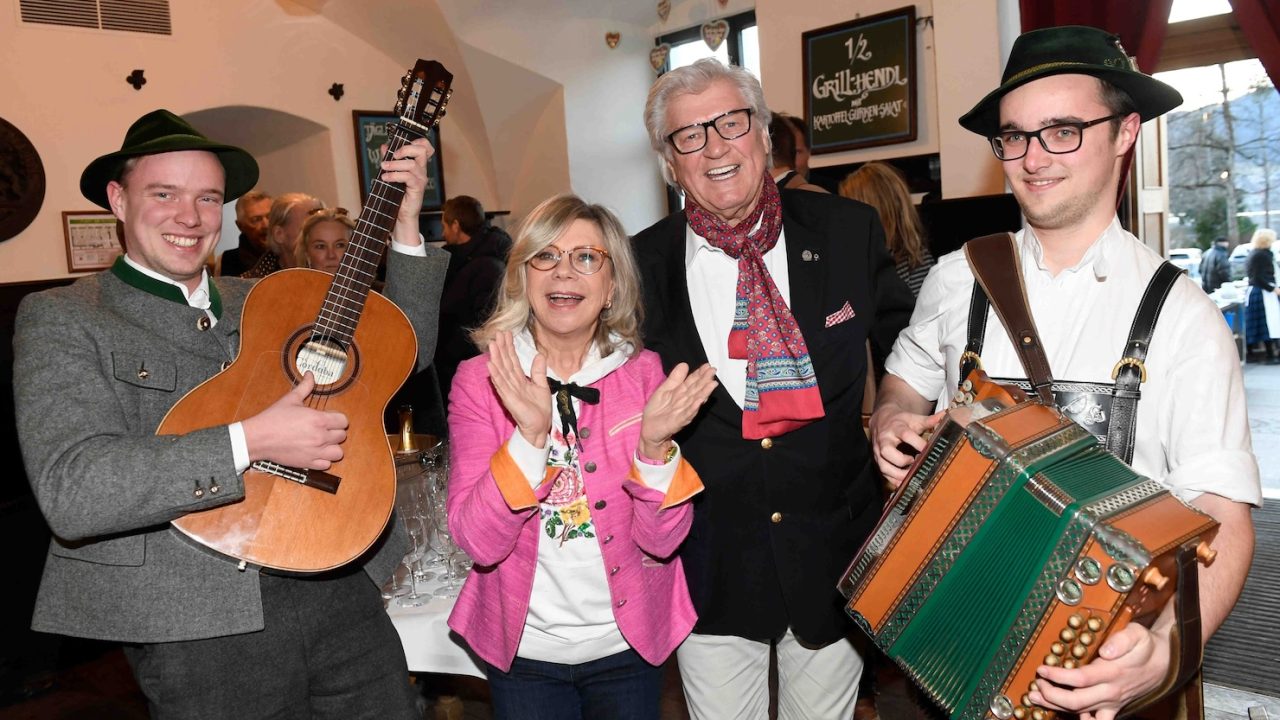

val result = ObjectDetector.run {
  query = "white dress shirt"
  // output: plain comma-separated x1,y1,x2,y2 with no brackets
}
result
886,219,1261,506
684,223,792,409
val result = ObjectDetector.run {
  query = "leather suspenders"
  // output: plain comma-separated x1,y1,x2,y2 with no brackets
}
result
961,232,1182,464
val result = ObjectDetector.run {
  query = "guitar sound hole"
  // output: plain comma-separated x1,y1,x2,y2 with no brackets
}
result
296,337,349,386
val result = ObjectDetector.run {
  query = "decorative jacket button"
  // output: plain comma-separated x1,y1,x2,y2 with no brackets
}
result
220,360,232,371
594,500,606,510
137,368,150,380
616,598,627,607
209,484,220,494
579,426,591,439
197,316,212,331
610,566,620,576
771,512,783,523
761,437,773,449
194,487,205,498
584,461,597,473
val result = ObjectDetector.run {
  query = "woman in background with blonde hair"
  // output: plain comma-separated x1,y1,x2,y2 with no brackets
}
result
295,207,355,274
840,162,935,298
1245,227,1280,363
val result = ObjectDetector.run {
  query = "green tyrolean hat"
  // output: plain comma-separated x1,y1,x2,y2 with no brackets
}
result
959,25,1183,138
80,109,259,209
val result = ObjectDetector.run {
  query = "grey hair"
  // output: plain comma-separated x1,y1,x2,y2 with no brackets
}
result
235,189,272,220
471,194,643,357
643,58,772,187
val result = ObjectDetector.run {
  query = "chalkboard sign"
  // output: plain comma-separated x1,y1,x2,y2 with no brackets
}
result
802,7,917,154
351,110,445,210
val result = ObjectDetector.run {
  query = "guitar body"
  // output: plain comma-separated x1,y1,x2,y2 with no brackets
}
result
162,269,417,572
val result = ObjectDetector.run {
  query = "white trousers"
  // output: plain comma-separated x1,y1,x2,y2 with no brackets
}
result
676,630,863,720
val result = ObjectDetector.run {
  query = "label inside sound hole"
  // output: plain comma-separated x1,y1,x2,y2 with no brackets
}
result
296,337,348,385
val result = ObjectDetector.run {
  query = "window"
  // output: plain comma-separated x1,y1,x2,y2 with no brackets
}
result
655,11,759,79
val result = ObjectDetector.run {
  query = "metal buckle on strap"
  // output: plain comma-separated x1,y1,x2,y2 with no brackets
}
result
1110,357,1148,383
961,350,984,370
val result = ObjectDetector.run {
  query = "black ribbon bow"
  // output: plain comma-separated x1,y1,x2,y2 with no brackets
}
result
547,379,600,441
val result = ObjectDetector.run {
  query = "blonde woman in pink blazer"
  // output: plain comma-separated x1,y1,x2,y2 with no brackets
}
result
446,194,717,720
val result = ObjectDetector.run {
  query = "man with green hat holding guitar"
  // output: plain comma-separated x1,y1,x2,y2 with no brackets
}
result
871,25,1259,719
14,108,448,718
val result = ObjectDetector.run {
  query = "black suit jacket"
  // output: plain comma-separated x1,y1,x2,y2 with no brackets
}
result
632,189,913,644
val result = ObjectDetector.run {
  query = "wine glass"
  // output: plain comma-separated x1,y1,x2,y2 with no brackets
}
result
397,514,430,607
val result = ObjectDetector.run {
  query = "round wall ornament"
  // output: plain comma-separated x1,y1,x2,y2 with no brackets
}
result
0,116,46,242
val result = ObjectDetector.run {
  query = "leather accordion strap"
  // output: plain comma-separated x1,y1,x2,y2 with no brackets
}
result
963,233,1055,405
1122,542,1205,720
959,282,990,388
1107,261,1182,465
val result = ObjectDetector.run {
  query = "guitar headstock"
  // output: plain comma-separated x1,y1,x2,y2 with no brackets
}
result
394,59,454,135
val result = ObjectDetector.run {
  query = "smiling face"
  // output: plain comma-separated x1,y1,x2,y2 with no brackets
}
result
303,219,351,274
106,150,225,292
665,79,769,225
525,218,615,351
998,74,1137,238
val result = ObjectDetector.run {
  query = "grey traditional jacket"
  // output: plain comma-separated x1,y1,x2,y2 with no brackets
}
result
14,249,447,643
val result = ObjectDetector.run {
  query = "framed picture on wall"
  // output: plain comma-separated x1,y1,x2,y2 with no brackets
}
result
351,110,445,211
802,7,918,154
62,210,122,273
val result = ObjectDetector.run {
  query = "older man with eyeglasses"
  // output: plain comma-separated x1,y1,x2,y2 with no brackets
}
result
872,25,1259,719
631,58,914,719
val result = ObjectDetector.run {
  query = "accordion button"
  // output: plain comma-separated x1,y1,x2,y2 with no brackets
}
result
1072,643,1088,659
1059,628,1077,643
1050,642,1065,656
1087,616,1105,632
1068,613,1084,629
760,437,774,449
771,512,783,523
1044,653,1060,667
1079,631,1095,646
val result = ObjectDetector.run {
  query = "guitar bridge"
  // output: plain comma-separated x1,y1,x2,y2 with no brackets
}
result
250,461,341,494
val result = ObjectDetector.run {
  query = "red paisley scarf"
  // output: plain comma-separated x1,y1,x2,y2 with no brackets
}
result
685,172,824,439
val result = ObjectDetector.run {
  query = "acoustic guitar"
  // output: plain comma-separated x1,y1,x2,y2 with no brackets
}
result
159,60,453,573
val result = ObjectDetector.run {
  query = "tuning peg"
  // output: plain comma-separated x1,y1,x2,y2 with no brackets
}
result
1196,541,1217,566
446,88,454,100
1140,566,1169,591
394,101,404,114
438,109,447,120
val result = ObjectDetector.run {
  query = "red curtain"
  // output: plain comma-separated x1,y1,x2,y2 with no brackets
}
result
1229,0,1280,90
1017,0,1174,72
1017,0,1175,210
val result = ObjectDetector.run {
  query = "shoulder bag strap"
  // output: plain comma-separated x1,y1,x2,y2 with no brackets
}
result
963,232,1055,405
1106,261,1182,464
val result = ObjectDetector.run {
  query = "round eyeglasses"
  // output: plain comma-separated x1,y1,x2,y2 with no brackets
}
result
989,115,1120,161
527,245,611,275
666,108,754,155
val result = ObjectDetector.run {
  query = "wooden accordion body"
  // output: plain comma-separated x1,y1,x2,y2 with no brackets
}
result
840,374,1218,720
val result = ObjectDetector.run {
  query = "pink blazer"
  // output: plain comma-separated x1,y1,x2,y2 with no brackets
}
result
445,349,702,671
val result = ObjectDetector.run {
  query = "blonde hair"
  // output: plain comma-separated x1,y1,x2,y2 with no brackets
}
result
471,194,642,357
839,163,928,268
295,208,356,268
1252,228,1276,250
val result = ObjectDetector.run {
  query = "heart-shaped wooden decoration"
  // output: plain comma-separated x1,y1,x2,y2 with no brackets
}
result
657,0,670,22
606,31,621,49
649,43,671,73
702,20,729,52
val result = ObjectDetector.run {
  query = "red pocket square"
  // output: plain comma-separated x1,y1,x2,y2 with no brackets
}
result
825,301,856,328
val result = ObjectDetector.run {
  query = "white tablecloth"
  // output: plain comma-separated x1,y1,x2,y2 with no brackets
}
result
385,571,486,678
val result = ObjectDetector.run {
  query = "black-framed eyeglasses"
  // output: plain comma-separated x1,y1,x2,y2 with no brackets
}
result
666,108,754,155
527,245,612,275
989,115,1120,161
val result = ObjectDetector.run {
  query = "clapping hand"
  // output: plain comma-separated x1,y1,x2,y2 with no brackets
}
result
638,363,718,461
486,331,552,448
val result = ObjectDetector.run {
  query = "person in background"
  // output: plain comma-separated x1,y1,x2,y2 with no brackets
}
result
296,206,354,275
768,112,825,193
1245,228,1280,363
218,189,272,276
839,162,936,299
14,108,448,718
436,194,513,402
634,58,914,719
241,191,323,278
446,194,716,720
1199,236,1230,293
872,25,1258,718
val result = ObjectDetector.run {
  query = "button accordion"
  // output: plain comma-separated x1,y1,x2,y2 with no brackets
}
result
840,372,1218,720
